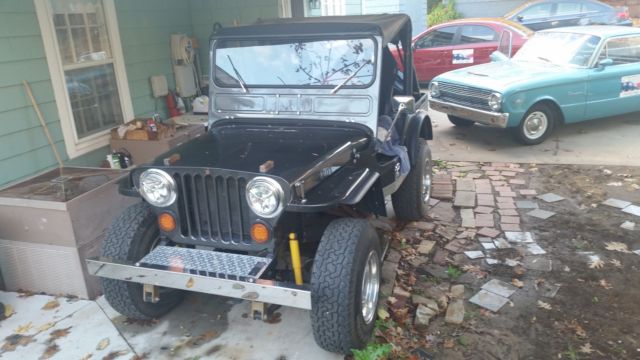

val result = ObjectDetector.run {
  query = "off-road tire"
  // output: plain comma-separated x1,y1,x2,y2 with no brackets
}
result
101,202,184,319
392,140,432,221
310,218,381,354
448,115,475,127
513,103,557,145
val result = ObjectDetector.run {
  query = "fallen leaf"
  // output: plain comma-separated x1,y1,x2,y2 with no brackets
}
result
443,338,455,349
589,259,605,269
81,354,93,360
377,307,390,320
37,323,55,332
2,334,35,352
96,337,110,351
604,242,631,253
185,278,195,289
537,301,552,310
3,304,15,319
579,343,594,354
18,291,35,298
609,259,622,268
513,265,526,276
599,279,613,290
41,344,60,359
566,320,587,338
49,327,72,340
102,349,129,360
42,300,60,311
511,278,524,288
14,322,33,334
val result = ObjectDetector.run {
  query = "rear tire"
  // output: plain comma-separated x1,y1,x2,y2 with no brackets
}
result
311,218,381,354
448,115,475,127
392,140,432,221
101,202,184,319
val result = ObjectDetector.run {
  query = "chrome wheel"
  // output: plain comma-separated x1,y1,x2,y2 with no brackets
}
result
422,160,432,204
523,111,548,140
360,250,380,324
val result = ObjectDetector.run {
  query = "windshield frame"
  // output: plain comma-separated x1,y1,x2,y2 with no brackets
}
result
512,31,602,69
211,35,379,90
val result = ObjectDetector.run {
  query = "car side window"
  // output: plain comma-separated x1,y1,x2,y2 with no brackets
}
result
555,2,583,16
459,25,497,44
415,26,457,49
518,3,553,20
598,36,640,65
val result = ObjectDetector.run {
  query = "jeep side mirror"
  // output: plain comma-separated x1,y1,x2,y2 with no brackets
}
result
392,96,415,113
490,51,509,62
597,58,613,69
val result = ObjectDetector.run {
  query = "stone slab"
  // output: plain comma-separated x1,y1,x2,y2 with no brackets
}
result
474,206,494,214
481,279,518,298
602,198,632,209
475,213,495,228
456,179,476,192
519,189,538,196
527,209,556,220
509,179,526,185
497,202,516,209
493,238,511,249
537,193,565,203
621,221,636,230
477,227,501,238
464,250,485,259
523,243,547,255
469,289,510,312
505,231,534,243
522,256,553,272
516,200,539,209
477,194,495,207
622,205,640,217
498,209,519,216
454,191,476,208
501,216,520,224
500,223,522,231
460,208,476,228
481,242,496,250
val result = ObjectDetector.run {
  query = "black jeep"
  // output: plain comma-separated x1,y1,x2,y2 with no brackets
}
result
88,14,433,354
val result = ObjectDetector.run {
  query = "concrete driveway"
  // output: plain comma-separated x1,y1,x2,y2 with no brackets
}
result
428,110,640,166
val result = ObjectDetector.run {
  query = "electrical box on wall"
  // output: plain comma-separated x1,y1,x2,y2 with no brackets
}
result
150,75,169,98
174,65,197,97
170,34,198,97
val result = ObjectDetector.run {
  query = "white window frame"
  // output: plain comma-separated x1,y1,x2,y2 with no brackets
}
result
35,0,133,159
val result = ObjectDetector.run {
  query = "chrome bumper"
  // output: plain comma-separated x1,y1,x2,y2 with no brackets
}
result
429,98,509,128
86,257,311,310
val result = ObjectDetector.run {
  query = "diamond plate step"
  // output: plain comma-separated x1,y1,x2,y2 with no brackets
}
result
136,246,271,282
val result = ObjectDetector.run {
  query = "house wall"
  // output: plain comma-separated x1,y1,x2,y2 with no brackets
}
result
190,0,281,76
453,0,524,18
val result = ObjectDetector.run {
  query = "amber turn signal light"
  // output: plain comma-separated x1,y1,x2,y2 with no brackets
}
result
158,212,176,232
250,223,270,243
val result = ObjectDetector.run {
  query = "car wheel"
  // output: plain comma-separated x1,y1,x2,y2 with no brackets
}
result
102,202,184,319
392,139,432,221
310,218,381,354
448,115,475,127
514,103,556,145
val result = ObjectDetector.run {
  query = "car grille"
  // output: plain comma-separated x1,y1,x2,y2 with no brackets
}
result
438,82,493,112
173,172,251,246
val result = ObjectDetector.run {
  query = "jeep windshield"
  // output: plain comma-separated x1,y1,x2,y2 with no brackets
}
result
214,38,376,88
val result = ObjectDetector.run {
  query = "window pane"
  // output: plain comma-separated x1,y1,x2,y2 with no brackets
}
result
519,4,553,19
417,27,457,48
460,26,497,44
50,0,112,65
556,2,582,16
66,64,123,138
600,37,640,65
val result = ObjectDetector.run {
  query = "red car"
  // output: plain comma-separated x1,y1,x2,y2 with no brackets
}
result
411,18,532,85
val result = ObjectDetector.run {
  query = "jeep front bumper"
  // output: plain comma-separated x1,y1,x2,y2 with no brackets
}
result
429,98,509,128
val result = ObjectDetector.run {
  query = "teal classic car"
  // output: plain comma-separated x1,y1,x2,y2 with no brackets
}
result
428,26,640,144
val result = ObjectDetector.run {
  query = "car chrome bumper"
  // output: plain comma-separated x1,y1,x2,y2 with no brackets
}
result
86,257,311,310
429,98,509,128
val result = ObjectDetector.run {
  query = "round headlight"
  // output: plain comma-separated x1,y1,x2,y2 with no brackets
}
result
138,169,176,207
488,93,502,111
246,177,283,218
429,81,440,98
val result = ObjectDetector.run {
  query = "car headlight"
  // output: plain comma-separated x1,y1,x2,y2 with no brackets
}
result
138,169,177,207
429,81,440,98
488,93,502,111
246,177,283,218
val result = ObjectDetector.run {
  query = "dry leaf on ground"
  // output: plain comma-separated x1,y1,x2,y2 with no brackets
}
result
604,242,631,253
80,354,93,360
14,322,33,334
41,344,60,359
514,265,527,276
566,320,587,338
49,327,72,340
599,279,613,290
102,349,129,360
3,304,15,319
96,337,110,351
609,259,622,268
37,323,55,332
589,259,605,269
511,279,524,288
579,343,594,354
537,301,552,310
41,300,60,311
1,334,35,352
443,338,455,349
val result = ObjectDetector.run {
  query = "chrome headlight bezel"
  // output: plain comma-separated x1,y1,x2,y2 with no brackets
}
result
245,176,284,218
488,92,502,112
429,81,440,98
138,169,177,207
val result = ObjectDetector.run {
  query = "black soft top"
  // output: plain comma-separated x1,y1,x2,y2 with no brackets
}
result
214,14,412,44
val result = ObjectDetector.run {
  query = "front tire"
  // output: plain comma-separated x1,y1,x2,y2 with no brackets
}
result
311,218,381,354
448,115,475,127
514,103,557,145
392,139,432,221
101,202,184,319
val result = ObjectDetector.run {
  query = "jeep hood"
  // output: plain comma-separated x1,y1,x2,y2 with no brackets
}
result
435,60,582,91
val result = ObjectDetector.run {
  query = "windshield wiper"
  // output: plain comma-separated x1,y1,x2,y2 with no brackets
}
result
330,60,371,95
226,55,249,93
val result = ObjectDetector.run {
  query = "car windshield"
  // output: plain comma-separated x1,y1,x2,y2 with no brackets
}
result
512,32,601,67
214,38,376,88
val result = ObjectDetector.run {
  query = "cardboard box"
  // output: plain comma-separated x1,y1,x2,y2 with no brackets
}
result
110,124,206,165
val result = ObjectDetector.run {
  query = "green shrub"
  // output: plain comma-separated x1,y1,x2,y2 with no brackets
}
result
427,0,462,27
352,343,393,360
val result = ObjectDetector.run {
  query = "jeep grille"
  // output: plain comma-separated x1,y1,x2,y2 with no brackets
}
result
174,173,251,245
438,82,493,112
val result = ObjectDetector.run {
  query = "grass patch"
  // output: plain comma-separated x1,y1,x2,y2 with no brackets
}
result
352,343,393,360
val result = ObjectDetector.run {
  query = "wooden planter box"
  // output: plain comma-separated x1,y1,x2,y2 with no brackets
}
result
0,167,138,299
